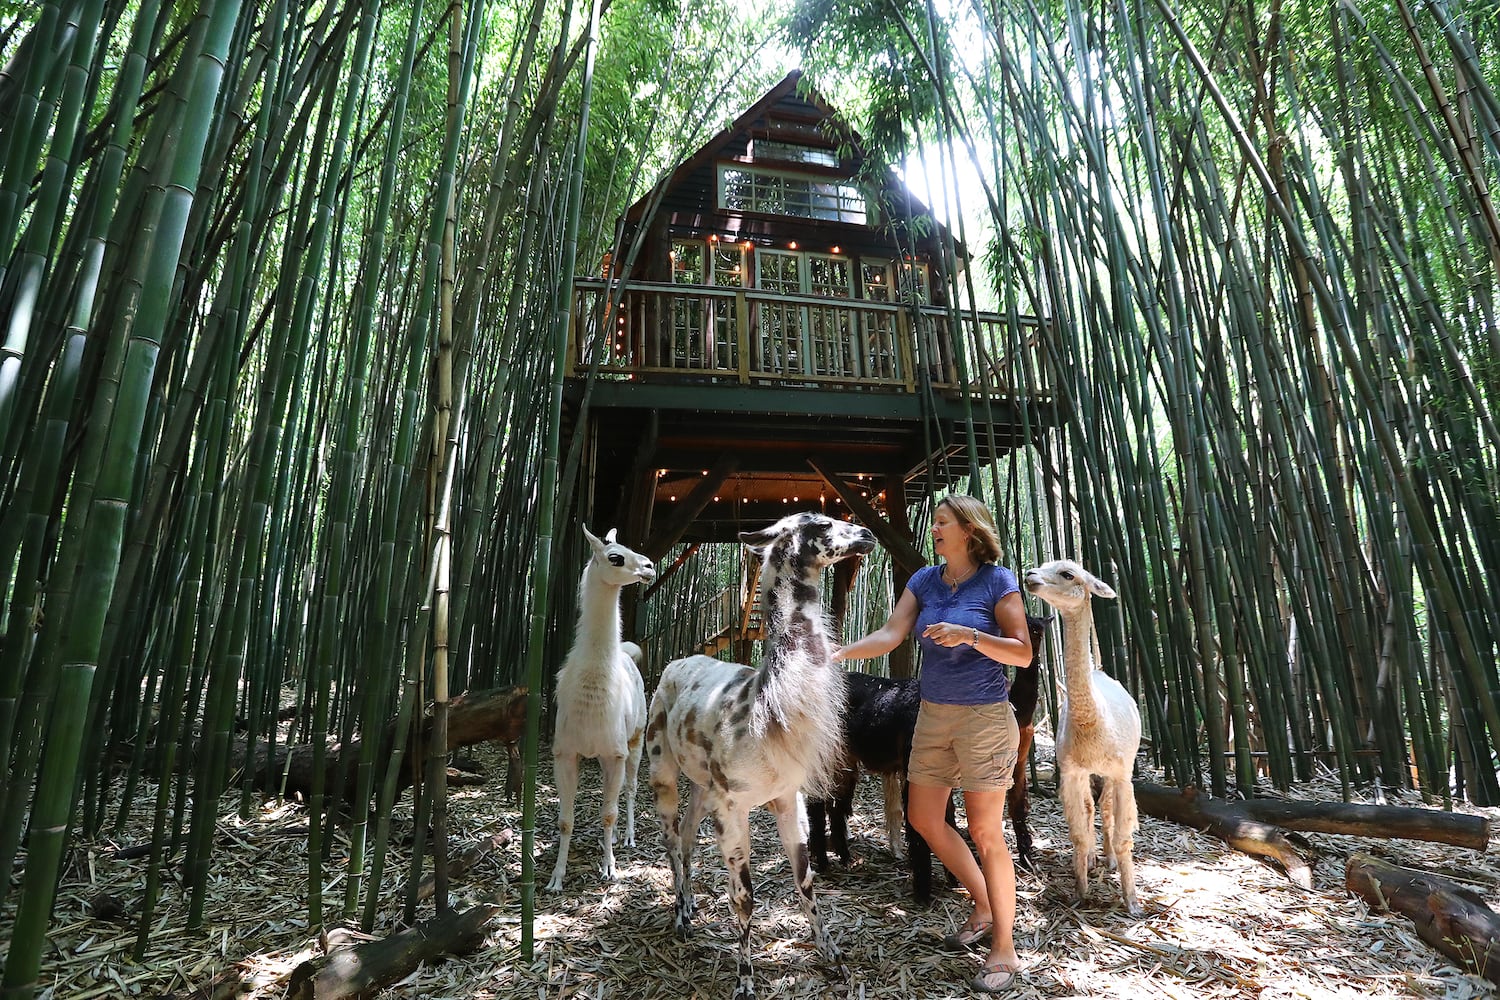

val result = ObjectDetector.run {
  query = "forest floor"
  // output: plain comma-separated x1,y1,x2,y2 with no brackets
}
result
8,727,1500,1000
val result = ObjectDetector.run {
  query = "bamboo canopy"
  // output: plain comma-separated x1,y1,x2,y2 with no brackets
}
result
0,0,1497,996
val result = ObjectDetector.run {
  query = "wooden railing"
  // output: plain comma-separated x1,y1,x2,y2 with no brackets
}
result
568,279,1054,400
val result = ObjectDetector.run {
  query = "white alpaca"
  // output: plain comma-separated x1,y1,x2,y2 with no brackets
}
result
1024,559,1143,915
647,512,875,1000
546,527,656,892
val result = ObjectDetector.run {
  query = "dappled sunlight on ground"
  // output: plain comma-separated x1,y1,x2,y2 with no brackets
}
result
6,735,1498,999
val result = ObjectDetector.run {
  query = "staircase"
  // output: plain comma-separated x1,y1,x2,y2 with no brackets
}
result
702,562,763,656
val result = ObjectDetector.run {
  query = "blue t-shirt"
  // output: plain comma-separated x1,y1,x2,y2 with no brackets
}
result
909,563,1020,705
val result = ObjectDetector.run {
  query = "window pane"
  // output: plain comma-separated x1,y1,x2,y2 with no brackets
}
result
720,165,866,224
672,241,703,284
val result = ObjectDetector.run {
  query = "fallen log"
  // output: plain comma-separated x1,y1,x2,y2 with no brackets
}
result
1233,796,1490,850
285,903,501,1000
1133,782,1315,887
232,686,527,805
1346,852,1500,983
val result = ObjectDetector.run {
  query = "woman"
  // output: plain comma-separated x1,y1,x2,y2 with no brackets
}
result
832,495,1031,993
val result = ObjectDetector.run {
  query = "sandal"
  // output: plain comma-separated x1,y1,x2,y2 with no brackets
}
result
941,918,993,951
971,962,1018,993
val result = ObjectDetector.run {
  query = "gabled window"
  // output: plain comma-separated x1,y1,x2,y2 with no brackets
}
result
718,164,867,224
750,139,838,168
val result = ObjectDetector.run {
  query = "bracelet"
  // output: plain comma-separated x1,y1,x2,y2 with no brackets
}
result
971,627,979,647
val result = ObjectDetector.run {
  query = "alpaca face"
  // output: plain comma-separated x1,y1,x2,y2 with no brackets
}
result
1025,559,1117,611
738,512,876,573
583,526,657,587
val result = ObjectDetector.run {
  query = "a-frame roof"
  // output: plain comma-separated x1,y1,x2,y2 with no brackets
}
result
622,70,962,257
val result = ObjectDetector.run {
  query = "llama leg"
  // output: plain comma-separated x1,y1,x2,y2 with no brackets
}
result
624,726,643,846
649,737,694,934
1009,723,1035,870
1112,779,1142,915
771,795,847,980
1099,772,1117,872
678,781,707,921
882,772,906,860
829,766,855,866
806,796,831,873
715,810,759,1000
546,751,581,892
1058,765,1095,902
905,776,935,903
598,752,626,881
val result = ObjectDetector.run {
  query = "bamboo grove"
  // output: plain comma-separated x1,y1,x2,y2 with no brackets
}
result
0,0,1497,992
790,0,1499,804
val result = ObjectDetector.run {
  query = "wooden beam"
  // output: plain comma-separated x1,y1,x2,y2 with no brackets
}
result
808,457,927,576
644,453,738,560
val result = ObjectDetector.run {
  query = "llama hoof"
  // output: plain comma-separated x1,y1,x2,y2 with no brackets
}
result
1124,898,1143,917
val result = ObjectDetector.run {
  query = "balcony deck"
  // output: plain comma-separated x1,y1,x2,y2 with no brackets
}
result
568,279,1056,400
564,279,1064,542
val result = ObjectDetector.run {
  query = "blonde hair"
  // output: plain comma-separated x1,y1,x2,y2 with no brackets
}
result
936,495,1002,564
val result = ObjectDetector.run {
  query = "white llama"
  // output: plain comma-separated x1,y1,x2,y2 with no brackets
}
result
546,526,656,892
1025,559,1144,915
647,512,875,1000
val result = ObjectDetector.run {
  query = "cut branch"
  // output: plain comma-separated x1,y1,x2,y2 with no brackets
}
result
285,902,501,999
1346,852,1500,983
1133,782,1316,887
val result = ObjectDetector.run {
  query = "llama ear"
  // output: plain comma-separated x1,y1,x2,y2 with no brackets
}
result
1087,574,1117,600
582,524,606,553
738,526,776,553
604,528,619,544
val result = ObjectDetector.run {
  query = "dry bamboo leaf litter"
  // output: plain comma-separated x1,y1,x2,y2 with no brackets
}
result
3,736,1498,999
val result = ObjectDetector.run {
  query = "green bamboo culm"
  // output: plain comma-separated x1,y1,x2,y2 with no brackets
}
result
1,0,245,994
522,0,600,959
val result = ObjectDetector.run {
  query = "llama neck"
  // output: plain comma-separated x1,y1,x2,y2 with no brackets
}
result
749,558,843,793
754,561,836,721
1060,605,1101,729
571,563,622,668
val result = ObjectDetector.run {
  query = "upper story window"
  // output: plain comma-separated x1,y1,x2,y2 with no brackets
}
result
718,164,867,225
750,139,838,168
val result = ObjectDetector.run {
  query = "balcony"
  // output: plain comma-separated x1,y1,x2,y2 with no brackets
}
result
567,279,1056,401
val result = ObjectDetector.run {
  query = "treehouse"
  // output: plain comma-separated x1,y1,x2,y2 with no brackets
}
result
563,71,1062,589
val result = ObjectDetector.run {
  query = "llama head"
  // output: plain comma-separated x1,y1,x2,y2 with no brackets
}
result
582,525,657,588
1024,559,1116,612
1026,613,1053,655
738,512,876,575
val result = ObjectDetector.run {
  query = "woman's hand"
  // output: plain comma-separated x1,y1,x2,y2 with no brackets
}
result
922,622,974,648
831,646,848,663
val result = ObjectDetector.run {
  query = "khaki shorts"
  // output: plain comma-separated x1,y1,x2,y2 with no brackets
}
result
908,700,1019,792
